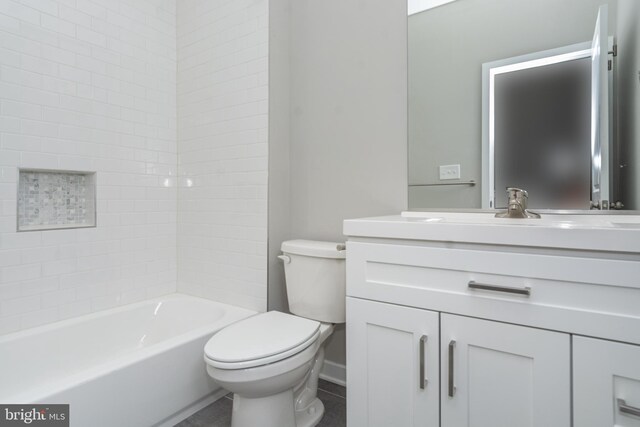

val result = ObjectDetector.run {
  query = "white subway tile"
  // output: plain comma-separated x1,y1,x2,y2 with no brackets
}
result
42,259,77,276
0,250,21,268
1,66,42,90
7,84,60,108
176,0,267,312
0,13,21,32
1,232,42,250
41,14,76,37
0,1,41,26
57,155,95,171
59,5,92,28
2,133,42,151
21,277,59,296
41,46,76,68
20,307,58,329
41,288,75,308
2,263,41,283
77,26,107,47
41,75,77,95
1,201,17,218
75,0,107,20
75,282,107,299
90,17,120,40
75,54,107,74
2,33,42,58
20,246,58,264
57,299,90,319
20,0,59,17
19,151,58,168
90,293,120,311
58,35,91,56
58,64,92,84
0,314,21,335
20,54,58,76
1,100,42,120
21,118,59,137
19,22,59,47
0,116,21,133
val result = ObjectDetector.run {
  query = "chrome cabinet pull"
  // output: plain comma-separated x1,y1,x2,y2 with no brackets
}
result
448,340,456,397
618,399,640,418
419,335,428,389
468,280,531,296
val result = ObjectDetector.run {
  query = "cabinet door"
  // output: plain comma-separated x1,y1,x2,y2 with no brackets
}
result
441,314,570,427
574,336,640,427
346,297,439,427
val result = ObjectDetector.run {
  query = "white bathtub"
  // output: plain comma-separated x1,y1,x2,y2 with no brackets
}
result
0,294,256,427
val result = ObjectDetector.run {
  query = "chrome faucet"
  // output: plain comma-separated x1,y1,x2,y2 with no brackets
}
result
495,188,541,219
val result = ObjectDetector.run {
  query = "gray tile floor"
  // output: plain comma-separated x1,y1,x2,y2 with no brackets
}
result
175,380,346,427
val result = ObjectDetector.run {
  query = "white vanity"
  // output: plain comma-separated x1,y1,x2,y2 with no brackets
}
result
344,212,640,427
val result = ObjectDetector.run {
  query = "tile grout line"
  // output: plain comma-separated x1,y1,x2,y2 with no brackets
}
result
317,388,346,400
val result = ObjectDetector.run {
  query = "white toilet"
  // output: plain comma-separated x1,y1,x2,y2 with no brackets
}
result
204,240,346,427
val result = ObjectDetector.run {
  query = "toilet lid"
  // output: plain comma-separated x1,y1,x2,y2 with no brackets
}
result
204,311,320,369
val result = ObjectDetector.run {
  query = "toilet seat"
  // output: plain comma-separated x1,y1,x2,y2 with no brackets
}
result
205,311,320,370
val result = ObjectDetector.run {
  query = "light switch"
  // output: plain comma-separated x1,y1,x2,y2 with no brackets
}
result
439,164,461,180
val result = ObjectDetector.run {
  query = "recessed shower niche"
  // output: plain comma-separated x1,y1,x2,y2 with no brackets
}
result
17,169,96,232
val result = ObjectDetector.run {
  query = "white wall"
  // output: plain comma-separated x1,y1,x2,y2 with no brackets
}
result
269,0,408,369
177,0,269,312
288,0,407,243
0,0,177,335
267,0,290,312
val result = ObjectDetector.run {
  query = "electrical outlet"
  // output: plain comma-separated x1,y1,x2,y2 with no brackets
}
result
439,164,461,180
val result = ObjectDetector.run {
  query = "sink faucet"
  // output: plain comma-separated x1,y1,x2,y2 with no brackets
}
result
495,188,541,219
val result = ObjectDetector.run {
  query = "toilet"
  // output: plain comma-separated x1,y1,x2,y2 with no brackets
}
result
204,240,346,427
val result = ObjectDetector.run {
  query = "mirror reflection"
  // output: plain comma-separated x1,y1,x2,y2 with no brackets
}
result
485,40,596,209
408,0,640,211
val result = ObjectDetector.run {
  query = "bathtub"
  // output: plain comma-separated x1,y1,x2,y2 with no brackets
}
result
0,294,256,427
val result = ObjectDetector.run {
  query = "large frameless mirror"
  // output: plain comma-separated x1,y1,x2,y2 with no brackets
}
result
407,0,640,211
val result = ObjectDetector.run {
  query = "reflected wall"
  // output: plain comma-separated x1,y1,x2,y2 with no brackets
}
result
408,0,620,209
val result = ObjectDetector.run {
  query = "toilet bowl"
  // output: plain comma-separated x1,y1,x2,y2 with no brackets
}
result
205,312,334,427
203,240,346,427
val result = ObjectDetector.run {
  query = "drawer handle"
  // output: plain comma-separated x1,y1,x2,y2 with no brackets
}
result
618,399,640,418
448,340,456,397
468,280,531,297
419,335,428,389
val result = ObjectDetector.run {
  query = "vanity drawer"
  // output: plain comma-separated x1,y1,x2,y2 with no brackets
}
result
347,241,640,345
573,336,640,427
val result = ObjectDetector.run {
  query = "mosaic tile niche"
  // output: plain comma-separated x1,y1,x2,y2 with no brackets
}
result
17,170,96,231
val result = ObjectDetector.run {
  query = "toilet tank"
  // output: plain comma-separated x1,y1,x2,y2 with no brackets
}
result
280,240,346,323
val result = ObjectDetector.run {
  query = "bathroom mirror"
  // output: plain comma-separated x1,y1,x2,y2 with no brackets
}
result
408,0,640,211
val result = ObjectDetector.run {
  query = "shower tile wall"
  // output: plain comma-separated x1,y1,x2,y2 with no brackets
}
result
177,0,269,312
0,0,178,334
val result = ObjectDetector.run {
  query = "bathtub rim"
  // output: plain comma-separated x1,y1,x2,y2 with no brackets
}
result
1,293,257,403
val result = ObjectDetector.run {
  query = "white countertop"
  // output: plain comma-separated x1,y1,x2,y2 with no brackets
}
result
343,212,640,253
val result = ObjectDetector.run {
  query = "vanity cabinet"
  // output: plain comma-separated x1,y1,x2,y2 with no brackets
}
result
347,298,439,427
344,216,640,427
347,298,570,427
440,314,570,427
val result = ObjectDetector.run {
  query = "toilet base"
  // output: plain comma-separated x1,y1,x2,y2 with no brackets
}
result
231,389,295,427
230,393,325,427
295,397,325,427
